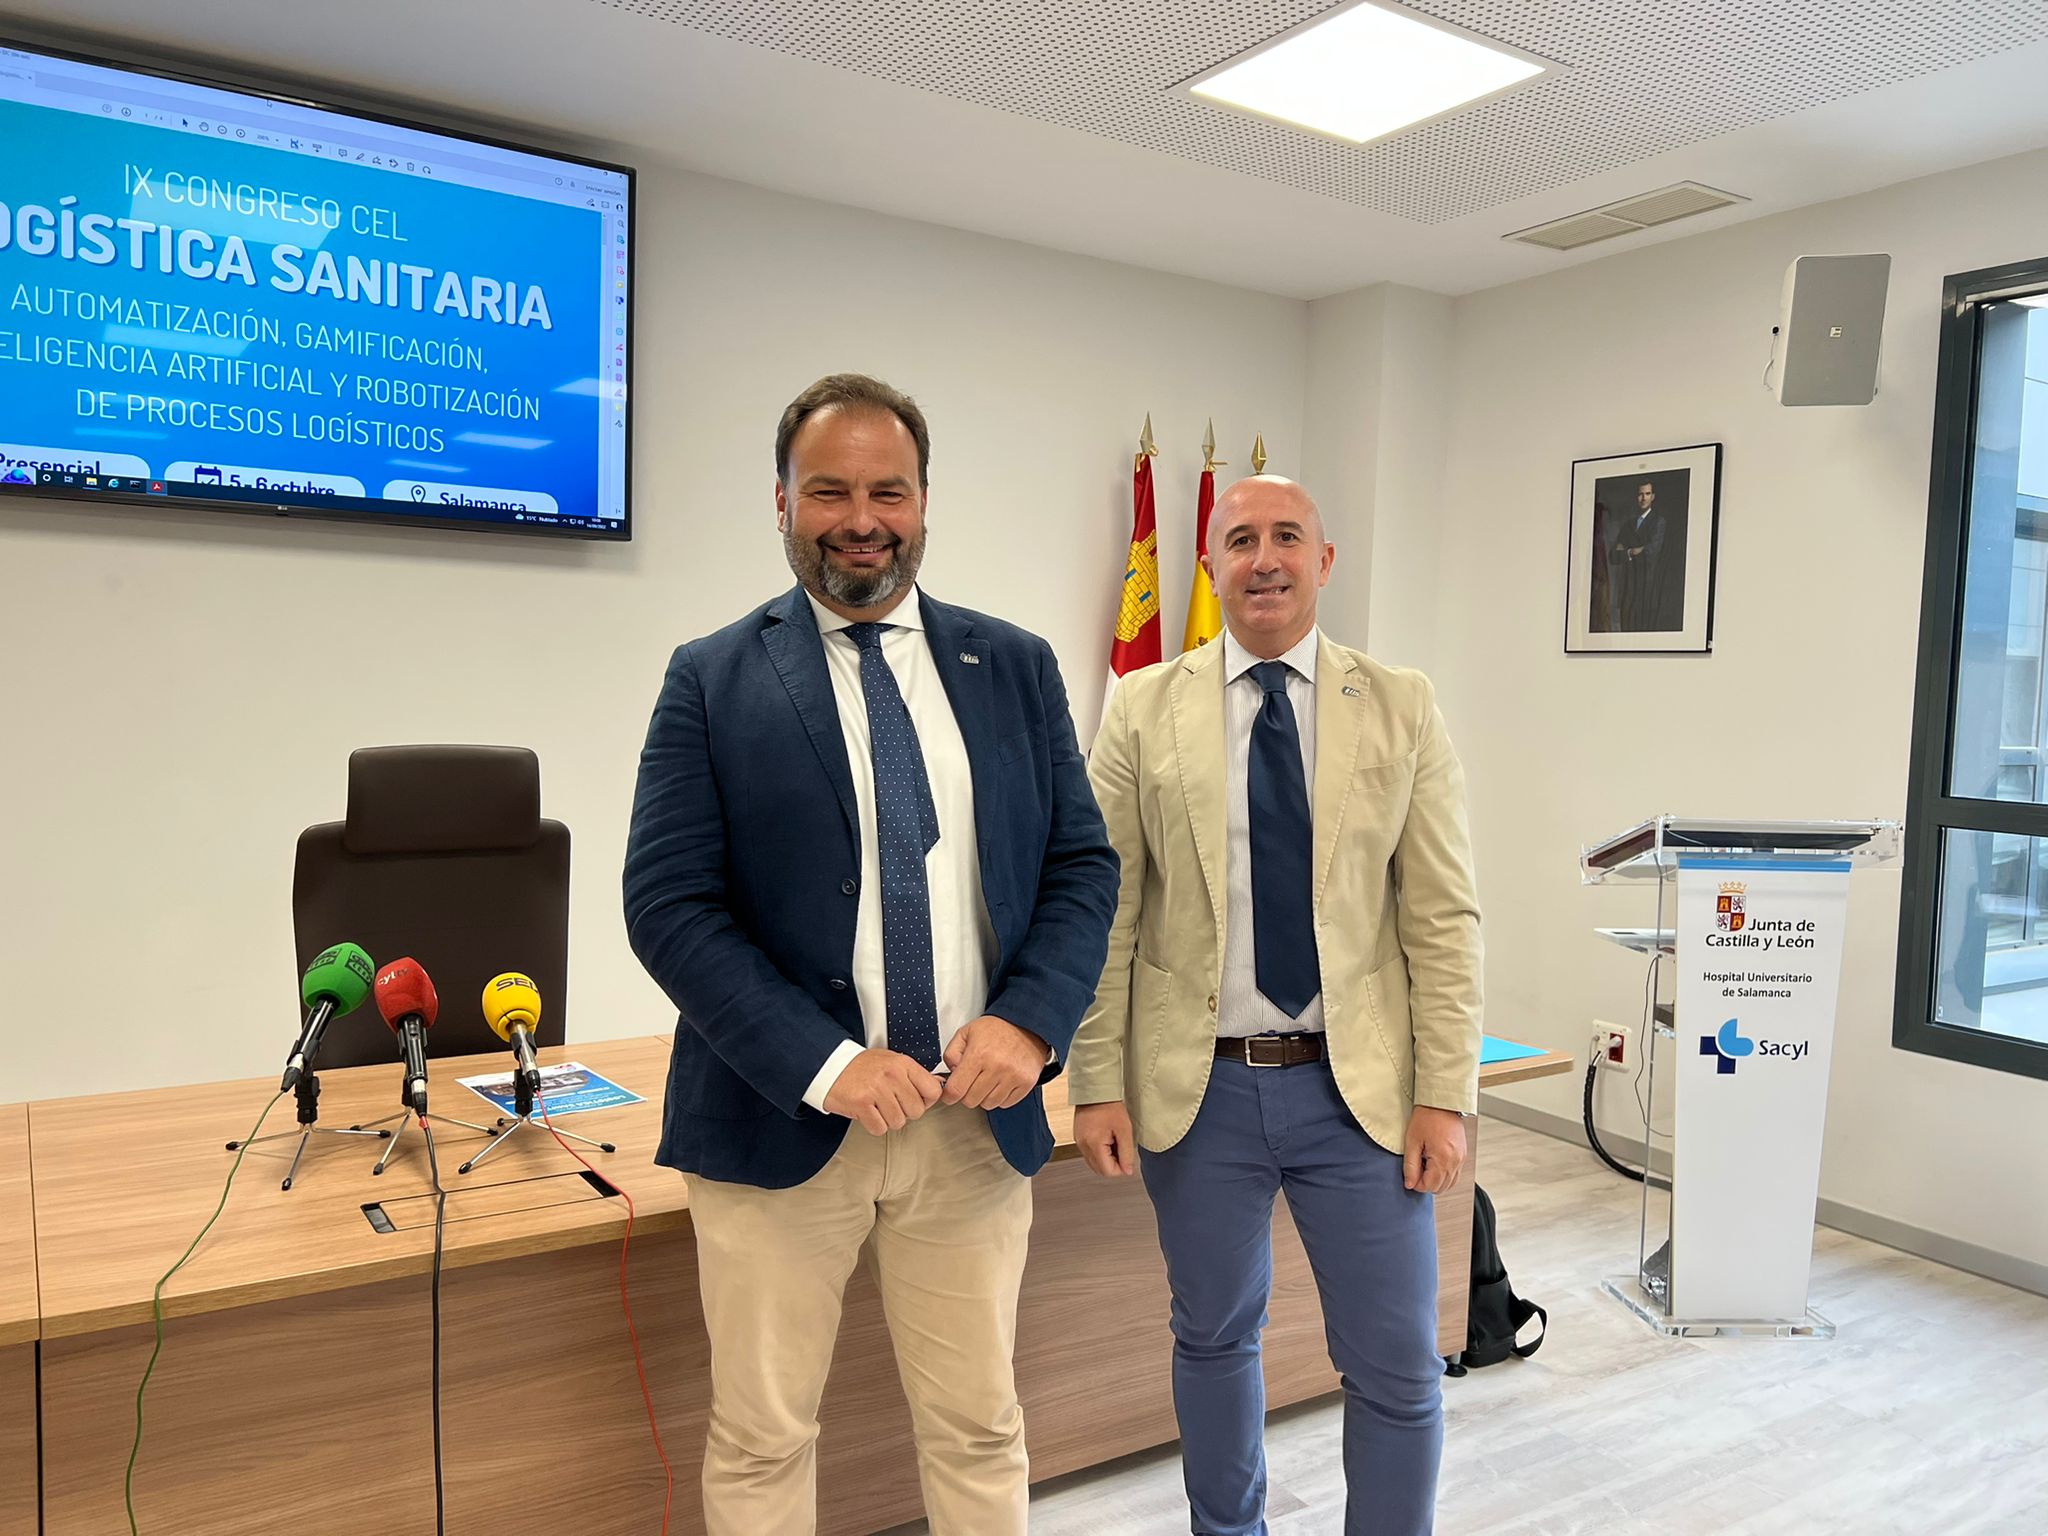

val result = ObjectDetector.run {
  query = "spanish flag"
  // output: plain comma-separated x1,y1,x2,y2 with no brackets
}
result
1101,430,1161,728
1182,464,1222,651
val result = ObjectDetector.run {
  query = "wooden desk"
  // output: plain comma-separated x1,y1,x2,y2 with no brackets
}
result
30,1037,686,1339
1,1103,39,1536
1478,1046,1577,1092
29,1037,1572,1535
32,1038,685,1535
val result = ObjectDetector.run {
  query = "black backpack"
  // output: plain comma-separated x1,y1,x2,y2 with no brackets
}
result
1447,1183,1546,1374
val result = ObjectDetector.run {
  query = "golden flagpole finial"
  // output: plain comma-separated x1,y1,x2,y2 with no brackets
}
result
1201,418,1227,474
1136,412,1158,471
1251,432,1268,474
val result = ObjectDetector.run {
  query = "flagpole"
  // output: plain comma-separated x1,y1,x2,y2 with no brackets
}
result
1182,420,1225,652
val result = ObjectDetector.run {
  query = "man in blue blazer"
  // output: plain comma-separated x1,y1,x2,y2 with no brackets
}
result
624,373,1117,1536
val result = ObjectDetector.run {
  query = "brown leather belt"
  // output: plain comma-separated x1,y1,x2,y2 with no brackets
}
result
1215,1032,1326,1068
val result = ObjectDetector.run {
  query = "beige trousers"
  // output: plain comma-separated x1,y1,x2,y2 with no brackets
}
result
682,1102,1033,1536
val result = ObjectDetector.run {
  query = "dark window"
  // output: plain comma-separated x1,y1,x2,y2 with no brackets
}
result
1897,257,2048,1080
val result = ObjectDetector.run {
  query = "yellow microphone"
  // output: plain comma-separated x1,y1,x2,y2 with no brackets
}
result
482,972,543,1099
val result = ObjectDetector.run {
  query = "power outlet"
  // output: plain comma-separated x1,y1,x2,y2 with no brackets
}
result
1595,1022,1631,1072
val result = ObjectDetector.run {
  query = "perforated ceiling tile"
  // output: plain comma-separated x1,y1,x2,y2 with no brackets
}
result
591,0,2048,223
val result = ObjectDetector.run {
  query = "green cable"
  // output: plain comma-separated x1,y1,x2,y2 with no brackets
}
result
125,1090,284,1535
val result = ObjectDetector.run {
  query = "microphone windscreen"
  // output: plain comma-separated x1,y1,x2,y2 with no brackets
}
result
302,942,376,1015
481,973,542,1044
374,958,439,1030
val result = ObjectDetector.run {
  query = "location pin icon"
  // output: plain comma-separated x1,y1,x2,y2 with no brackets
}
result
410,484,427,503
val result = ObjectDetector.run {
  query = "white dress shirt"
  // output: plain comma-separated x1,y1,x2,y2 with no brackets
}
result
800,585,1000,1110
1218,625,1325,1038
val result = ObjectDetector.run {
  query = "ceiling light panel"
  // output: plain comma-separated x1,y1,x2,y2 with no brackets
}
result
1181,0,1551,146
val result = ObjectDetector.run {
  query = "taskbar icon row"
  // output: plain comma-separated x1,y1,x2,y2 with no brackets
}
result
13,466,625,533
29,469,168,495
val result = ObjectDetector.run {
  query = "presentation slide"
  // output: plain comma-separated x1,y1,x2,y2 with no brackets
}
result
0,41,633,537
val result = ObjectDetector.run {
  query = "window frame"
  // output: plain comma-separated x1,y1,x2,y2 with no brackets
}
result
1895,255,2048,1082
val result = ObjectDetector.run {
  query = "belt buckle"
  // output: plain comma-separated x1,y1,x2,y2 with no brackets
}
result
1244,1035,1288,1068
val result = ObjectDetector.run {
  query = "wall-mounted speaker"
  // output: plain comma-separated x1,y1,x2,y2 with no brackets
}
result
1769,254,1892,406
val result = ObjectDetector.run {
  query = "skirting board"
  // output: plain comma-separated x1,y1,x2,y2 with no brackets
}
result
1478,1092,2048,1301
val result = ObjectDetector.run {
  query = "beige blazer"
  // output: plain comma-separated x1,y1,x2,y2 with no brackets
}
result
1069,633,1483,1156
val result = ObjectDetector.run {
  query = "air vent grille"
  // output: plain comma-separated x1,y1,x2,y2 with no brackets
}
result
1508,181,1746,250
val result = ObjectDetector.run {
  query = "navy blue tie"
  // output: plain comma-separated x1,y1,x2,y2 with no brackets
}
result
1248,660,1319,1019
845,623,944,1069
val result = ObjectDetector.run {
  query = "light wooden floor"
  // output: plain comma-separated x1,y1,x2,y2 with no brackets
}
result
884,1118,2048,1535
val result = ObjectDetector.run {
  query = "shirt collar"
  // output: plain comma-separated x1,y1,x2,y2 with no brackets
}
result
805,583,925,637
1223,624,1320,687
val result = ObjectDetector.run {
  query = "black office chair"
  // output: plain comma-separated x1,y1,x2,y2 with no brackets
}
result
291,744,571,1069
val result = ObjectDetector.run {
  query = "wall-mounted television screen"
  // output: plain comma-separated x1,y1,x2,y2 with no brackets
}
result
0,38,633,539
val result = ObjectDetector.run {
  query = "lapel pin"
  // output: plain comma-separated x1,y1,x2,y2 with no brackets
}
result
1342,685,1362,698
960,652,981,665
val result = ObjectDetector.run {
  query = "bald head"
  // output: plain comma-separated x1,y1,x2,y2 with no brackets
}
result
1204,474,1335,659
1213,475,1326,549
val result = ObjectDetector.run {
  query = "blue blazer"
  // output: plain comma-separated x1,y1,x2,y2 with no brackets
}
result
624,585,1119,1188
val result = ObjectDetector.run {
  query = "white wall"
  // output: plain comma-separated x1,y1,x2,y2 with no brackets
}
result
1301,285,1385,647
0,161,1306,1104
1427,148,2048,1271
1301,284,1455,671
1359,287,1454,673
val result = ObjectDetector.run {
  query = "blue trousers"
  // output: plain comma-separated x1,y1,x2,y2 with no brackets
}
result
1141,1057,1444,1536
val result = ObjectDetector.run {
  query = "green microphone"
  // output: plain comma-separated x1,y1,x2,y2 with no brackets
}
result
281,942,377,1090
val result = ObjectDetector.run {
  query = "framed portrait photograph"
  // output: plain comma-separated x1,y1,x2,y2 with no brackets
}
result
1565,442,1722,654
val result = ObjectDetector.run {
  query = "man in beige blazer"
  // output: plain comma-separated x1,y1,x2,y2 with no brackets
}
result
1070,474,1482,1536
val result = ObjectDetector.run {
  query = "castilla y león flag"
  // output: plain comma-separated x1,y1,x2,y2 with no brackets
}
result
1101,439,1162,728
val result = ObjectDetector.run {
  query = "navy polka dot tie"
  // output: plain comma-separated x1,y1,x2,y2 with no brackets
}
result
846,623,944,1070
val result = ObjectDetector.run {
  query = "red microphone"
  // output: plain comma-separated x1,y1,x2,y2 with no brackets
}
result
374,958,439,1113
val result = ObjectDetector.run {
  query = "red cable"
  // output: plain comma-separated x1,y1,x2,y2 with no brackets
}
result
534,1090,674,1534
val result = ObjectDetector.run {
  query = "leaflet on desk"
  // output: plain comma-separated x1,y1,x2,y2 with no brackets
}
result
456,1061,644,1117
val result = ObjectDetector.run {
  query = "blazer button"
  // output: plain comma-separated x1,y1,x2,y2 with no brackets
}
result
829,978,849,992
840,878,858,896
1207,994,1218,1013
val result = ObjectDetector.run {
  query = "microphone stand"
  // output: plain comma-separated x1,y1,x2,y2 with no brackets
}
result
228,1036,395,1193
366,1081,496,1177
457,1044,616,1176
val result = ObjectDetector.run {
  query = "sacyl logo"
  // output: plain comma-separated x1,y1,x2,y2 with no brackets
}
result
1700,1019,1754,1074
1700,1018,1809,1075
